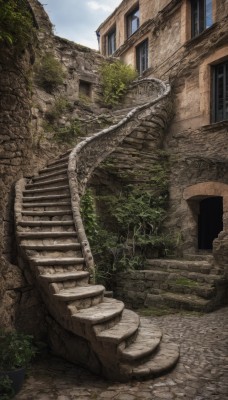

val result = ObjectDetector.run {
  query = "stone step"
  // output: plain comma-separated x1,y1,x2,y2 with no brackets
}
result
18,231,77,239
39,162,68,175
21,210,72,216
31,257,84,266
118,322,162,361
19,220,74,227
59,148,73,157
47,155,69,167
120,341,179,379
22,243,81,251
73,298,124,325
145,291,210,312
145,259,212,274
22,201,71,208
143,268,220,285
22,194,70,202
26,178,69,189
23,186,69,196
33,169,68,182
166,281,215,300
183,253,213,262
54,285,104,301
94,309,140,344
40,270,89,282
18,220,74,227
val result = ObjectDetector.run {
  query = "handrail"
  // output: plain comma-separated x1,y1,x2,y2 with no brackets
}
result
68,78,171,281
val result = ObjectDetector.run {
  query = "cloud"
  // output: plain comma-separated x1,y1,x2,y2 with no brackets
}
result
87,1,113,13
43,0,122,49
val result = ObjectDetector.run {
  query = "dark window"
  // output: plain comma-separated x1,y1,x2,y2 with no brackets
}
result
79,80,91,97
213,60,228,122
107,29,116,55
127,7,140,37
191,0,213,38
136,39,148,75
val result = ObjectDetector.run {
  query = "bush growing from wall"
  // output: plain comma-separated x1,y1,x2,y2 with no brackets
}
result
0,0,36,51
81,158,177,288
35,53,65,92
100,60,138,107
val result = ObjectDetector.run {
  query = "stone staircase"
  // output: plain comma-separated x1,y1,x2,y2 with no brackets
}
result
143,255,227,312
15,78,180,381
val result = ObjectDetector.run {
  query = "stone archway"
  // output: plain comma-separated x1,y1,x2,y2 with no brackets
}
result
183,182,228,252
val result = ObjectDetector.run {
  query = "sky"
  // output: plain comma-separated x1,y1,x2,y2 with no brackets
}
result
42,0,122,50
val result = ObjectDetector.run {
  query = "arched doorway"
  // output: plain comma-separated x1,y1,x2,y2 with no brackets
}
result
183,182,228,252
198,197,223,249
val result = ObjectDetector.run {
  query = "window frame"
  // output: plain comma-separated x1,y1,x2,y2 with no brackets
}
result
191,0,213,38
212,60,228,123
126,6,140,38
136,39,148,75
107,28,116,56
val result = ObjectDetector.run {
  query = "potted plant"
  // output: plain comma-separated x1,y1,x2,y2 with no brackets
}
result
0,330,36,397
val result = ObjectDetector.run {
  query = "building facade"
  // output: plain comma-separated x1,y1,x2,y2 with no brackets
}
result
97,0,228,258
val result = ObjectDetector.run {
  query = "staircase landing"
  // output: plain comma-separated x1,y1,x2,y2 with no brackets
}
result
115,256,227,312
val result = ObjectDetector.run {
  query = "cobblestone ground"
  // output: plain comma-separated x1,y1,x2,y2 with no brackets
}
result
15,307,228,400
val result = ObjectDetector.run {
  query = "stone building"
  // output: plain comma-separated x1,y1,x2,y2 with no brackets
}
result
95,0,228,309
97,0,228,257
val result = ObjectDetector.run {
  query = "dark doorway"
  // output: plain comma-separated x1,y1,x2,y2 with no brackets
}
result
198,197,223,249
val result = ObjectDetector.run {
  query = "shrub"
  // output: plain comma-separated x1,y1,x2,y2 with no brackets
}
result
35,54,65,92
0,376,14,400
0,0,36,51
81,178,176,288
100,60,138,107
45,97,71,123
0,330,36,370
52,119,82,144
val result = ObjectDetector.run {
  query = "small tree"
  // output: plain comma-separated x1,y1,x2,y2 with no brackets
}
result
100,60,138,107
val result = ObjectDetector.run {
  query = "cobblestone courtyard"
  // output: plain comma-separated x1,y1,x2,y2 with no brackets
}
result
15,307,228,400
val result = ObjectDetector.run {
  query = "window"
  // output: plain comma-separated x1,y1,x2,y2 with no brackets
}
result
191,0,213,38
136,39,148,75
213,60,228,122
127,7,140,38
107,29,116,55
79,80,91,98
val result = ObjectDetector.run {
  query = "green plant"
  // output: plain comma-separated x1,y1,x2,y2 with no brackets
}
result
53,119,83,144
0,375,14,400
0,330,36,371
35,53,65,92
172,277,199,287
100,60,138,106
0,0,36,51
46,97,72,123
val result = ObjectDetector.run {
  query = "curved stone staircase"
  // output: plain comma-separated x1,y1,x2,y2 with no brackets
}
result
15,78,179,381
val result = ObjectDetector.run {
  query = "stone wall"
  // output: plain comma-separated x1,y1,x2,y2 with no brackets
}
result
94,0,228,259
0,0,106,335
0,45,46,334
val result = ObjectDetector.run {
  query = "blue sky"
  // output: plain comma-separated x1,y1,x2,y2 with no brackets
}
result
42,0,122,49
